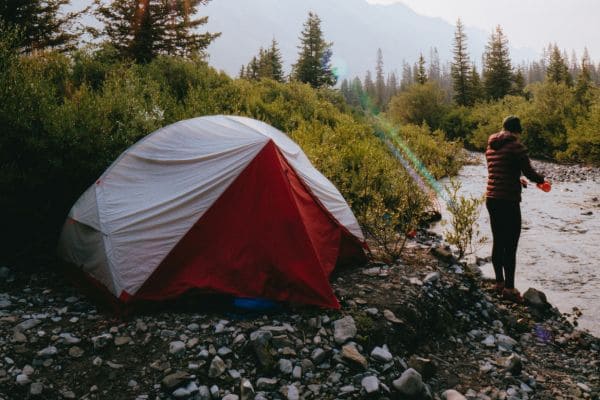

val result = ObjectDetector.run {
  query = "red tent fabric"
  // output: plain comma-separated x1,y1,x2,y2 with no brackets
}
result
137,142,365,308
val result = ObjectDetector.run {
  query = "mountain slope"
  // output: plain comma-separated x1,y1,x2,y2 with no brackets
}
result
202,0,535,79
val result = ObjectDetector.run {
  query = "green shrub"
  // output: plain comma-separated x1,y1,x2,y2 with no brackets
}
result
440,106,476,142
1,41,465,264
443,179,486,259
72,44,122,90
463,81,600,163
466,95,530,150
523,82,576,157
387,82,448,130
558,101,600,164
396,124,464,179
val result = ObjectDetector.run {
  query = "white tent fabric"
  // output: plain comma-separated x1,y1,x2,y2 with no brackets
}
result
58,115,364,298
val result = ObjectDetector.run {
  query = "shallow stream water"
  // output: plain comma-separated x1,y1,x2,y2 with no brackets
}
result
433,154,600,335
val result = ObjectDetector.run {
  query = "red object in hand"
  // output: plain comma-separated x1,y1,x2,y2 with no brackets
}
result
537,181,552,192
406,229,417,238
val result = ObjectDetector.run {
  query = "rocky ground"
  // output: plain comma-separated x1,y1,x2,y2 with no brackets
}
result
0,235,598,400
464,151,600,184
531,160,600,184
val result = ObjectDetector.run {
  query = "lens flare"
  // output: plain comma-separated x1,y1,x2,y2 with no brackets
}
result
331,57,349,80
352,83,450,206
376,116,449,204
534,323,552,343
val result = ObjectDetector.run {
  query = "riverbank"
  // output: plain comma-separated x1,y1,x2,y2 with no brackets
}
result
0,235,598,400
435,151,600,335
463,150,600,183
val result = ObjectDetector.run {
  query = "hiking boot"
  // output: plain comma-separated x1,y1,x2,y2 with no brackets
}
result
502,288,524,304
493,281,505,295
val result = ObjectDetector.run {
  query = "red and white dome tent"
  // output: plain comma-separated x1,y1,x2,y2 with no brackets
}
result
58,115,367,310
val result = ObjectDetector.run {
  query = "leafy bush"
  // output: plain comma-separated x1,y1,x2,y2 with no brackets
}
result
523,82,576,157
396,124,464,179
387,82,448,130
466,95,530,150
440,106,476,142
71,44,122,90
0,41,464,264
558,101,600,164
443,179,486,259
463,81,600,164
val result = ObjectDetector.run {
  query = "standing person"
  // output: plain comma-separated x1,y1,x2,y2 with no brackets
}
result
485,115,548,303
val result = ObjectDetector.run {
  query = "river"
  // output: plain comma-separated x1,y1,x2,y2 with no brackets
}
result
434,153,600,335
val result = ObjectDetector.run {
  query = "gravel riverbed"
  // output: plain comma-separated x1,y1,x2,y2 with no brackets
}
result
0,235,598,400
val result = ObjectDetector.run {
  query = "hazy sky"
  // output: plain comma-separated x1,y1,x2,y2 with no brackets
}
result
368,0,600,59
70,0,600,61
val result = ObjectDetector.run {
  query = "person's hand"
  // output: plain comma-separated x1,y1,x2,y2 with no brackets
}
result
520,177,528,188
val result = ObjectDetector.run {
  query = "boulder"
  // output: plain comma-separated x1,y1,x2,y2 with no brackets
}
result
371,345,393,363
523,288,550,309
341,344,368,369
393,368,425,397
361,376,379,394
240,379,254,400
208,356,226,378
333,316,356,344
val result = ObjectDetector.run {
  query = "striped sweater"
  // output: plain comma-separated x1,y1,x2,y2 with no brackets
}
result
485,131,545,202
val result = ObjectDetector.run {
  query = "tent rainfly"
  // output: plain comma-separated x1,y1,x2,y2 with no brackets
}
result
58,115,366,309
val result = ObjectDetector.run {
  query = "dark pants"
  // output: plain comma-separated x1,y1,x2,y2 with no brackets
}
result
486,198,521,289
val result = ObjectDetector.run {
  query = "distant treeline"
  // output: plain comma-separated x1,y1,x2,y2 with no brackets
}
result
339,21,600,164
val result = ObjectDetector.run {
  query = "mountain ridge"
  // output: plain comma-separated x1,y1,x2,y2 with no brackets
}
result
203,0,537,79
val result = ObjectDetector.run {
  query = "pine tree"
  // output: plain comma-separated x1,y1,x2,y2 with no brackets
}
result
469,64,483,103
451,19,471,105
375,48,386,109
511,67,526,96
256,47,271,78
539,45,550,78
593,61,600,85
386,71,398,105
428,47,441,83
341,78,355,106
574,48,593,108
364,70,376,99
292,12,336,88
245,56,259,80
412,63,419,84
242,39,285,82
268,38,284,82
528,61,545,83
164,1,220,58
400,61,413,90
546,44,572,85
483,25,513,100
439,61,454,95
94,0,219,64
351,77,364,108
0,0,85,53
416,53,427,84
570,50,580,81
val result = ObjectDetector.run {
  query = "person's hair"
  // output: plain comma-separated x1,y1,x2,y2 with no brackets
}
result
502,115,522,133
